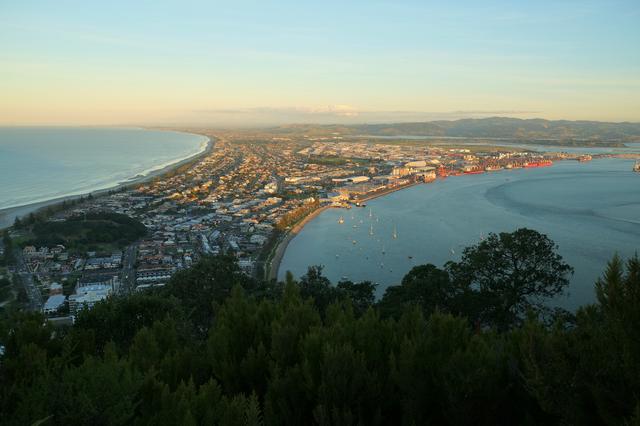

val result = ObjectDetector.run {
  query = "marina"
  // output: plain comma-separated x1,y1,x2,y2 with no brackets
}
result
278,158,640,310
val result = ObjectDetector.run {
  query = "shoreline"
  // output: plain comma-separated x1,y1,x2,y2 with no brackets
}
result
268,181,422,281
353,180,421,203
267,157,615,281
0,133,214,230
267,205,333,281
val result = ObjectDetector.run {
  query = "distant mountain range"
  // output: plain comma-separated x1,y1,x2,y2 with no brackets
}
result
272,117,640,143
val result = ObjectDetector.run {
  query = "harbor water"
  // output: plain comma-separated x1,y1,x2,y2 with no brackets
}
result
279,158,640,310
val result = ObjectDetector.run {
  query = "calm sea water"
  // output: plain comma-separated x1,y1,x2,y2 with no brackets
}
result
279,158,640,310
0,127,207,210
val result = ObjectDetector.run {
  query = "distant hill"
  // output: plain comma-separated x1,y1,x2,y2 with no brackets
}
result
270,118,640,142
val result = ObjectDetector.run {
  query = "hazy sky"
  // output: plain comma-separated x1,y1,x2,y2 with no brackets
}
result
1,0,639,126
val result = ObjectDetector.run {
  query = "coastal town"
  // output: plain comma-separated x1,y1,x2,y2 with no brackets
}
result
0,130,605,320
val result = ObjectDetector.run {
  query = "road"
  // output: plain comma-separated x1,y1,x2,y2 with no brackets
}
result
15,251,43,311
121,244,138,294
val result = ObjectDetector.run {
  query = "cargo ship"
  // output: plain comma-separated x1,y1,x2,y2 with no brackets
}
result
463,165,484,175
523,160,553,168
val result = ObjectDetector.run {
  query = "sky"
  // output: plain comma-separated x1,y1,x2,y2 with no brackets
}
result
1,0,639,126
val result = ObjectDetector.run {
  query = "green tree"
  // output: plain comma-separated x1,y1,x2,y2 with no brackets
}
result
8,235,640,425
53,344,142,425
72,292,183,354
298,266,340,314
336,279,377,315
520,255,640,425
0,277,12,302
2,230,15,266
378,264,459,319
448,228,573,329
207,285,275,396
164,254,257,337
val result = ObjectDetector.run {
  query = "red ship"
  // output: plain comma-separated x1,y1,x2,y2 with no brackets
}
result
523,160,553,168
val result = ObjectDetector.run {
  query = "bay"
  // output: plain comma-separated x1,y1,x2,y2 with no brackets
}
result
278,158,640,310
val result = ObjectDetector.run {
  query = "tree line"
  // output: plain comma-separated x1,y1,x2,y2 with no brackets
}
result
1,230,15,266
1,228,639,425
12,194,98,230
26,212,147,250
275,199,320,231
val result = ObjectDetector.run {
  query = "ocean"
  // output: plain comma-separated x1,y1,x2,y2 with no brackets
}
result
0,127,207,212
278,158,640,310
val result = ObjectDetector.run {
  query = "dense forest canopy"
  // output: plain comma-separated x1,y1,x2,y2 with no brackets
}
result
27,212,147,250
1,229,639,425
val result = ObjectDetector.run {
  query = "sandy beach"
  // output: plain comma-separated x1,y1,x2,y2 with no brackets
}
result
0,135,213,230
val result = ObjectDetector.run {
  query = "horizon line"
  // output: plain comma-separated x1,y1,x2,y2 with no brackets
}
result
2,115,640,129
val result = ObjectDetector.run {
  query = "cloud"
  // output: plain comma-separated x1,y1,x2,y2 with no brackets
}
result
300,105,359,117
194,105,360,117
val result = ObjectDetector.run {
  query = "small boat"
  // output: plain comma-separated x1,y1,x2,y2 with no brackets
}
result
369,224,374,236
634,160,640,172
352,240,357,245
392,225,398,239
338,216,344,224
